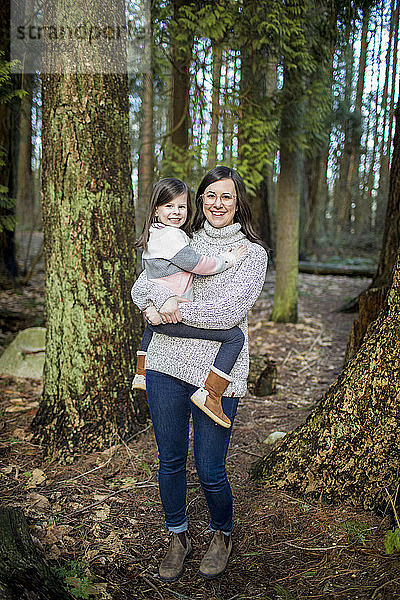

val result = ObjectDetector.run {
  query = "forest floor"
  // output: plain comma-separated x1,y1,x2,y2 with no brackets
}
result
0,242,399,600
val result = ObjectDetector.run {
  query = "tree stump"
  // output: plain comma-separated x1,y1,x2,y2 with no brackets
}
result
0,507,72,599
248,354,277,396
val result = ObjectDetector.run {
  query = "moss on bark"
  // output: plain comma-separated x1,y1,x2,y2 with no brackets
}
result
32,1,145,462
253,251,400,510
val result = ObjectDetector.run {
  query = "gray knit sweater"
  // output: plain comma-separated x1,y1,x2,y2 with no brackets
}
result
131,221,268,397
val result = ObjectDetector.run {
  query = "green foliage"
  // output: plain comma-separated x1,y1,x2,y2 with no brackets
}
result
384,488,400,554
385,528,400,555
54,560,95,599
340,520,371,545
159,142,199,186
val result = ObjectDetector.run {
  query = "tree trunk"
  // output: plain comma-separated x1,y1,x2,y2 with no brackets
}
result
370,90,400,291
171,0,192,151
207,44,222,170
271,65,301,323
253,248,400,510
0,2,18,288
32,0,145,462
334,29,355,234
0,507,72,599
352,7,369,235
16,74,34,232
252,87,400,511
376,0,399,231
137,68,154,237
304,149,328,255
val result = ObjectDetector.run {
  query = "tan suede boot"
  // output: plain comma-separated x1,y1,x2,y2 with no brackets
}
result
131,351,146,391
190,367,232,428
199,531,232,579
158,532,192,582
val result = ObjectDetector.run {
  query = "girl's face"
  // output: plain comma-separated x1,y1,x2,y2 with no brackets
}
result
202,178,237,229
155,193,188,228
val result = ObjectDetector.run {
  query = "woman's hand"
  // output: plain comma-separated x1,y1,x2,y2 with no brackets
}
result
144,305,163,325
159,296,190,324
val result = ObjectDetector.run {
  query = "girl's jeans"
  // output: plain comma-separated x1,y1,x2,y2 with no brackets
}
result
140,323,244,375
146,370,240,534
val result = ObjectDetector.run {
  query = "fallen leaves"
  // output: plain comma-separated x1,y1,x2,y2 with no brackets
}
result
26,468,47,488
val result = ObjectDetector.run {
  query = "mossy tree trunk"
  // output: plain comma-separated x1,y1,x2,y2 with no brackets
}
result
253,95,400,510
271,64,302,323
32,0,145,462
0,507,72,599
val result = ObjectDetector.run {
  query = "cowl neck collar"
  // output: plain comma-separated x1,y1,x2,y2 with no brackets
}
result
201,220,245,242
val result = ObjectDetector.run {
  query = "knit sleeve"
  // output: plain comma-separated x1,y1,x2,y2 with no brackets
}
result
178,244,268,329
168,244,234,275
130,271,176,311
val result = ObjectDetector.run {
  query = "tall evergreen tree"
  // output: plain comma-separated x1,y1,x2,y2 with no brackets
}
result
32,0,145,461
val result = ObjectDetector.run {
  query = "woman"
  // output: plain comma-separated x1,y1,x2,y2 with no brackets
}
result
131,166,268,581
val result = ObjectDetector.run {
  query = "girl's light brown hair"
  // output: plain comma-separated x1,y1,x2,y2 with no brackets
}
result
135,178,193,250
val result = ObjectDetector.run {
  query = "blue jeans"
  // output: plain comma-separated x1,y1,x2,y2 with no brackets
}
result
140,323,244,375
146,370,239,534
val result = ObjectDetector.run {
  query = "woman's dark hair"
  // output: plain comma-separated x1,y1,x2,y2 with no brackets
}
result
192,166,262,244
135,178,193,250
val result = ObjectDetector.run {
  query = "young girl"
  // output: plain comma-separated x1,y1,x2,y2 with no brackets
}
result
132,177,247,428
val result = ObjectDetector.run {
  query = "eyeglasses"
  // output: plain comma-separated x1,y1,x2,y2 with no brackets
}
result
201,191,236,206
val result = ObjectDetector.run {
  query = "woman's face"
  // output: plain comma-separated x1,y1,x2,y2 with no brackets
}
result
202,178,237,229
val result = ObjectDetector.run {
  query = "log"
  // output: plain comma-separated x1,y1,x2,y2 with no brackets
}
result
0,507,72,600
298,261,376,277
248,354,277,396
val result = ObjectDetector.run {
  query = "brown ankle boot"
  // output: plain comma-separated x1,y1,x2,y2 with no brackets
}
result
131,351,146,391
199,531,232,578
190,368,232,428
158,532,192,582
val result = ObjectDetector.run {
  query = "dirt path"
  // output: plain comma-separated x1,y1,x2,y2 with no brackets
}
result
0,272,398,600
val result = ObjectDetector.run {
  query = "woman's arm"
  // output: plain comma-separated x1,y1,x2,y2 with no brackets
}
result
178,245,268,329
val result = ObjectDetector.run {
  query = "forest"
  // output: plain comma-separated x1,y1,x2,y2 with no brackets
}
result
0,0,399,598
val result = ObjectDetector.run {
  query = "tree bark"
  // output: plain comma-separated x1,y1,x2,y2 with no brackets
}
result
0,2,18,288
207,44,222,170
0,507,72,599
377,0,397,198
16,74,34,232
271,64,301,323
137,68,154,237
352,7,369,235
32,0,145,462
237,0,274,242
253,248,400,510
171,0,192,151
253,87,400,511
370,90,400,291
335,28,355,234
